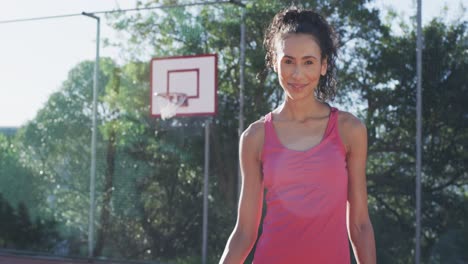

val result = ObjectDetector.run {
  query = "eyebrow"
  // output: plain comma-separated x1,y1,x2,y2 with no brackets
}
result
284,55,319,60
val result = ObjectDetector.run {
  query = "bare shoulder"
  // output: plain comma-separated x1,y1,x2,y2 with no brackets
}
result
242,117,265,140
338,110,366,132
337,110,367,153
240,116,266,160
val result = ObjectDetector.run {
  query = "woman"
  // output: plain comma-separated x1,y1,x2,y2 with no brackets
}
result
220,6,376,264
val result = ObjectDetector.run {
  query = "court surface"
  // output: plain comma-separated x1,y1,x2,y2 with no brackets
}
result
0,252,159,264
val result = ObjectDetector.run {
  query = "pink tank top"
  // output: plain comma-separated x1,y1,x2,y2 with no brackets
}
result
253,107,350,264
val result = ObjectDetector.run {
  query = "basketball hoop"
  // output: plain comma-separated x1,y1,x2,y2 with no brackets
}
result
154,92,188,120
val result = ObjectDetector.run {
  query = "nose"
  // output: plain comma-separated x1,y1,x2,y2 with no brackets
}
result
292,65,302,78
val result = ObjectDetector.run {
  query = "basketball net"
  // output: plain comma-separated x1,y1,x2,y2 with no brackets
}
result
155,93,188,120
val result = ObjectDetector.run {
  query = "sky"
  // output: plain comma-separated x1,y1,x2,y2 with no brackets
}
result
0,0,466,127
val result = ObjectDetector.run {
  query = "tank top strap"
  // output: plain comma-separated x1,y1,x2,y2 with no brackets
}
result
324,107,339,137
263,112,278,149
263,112,275,143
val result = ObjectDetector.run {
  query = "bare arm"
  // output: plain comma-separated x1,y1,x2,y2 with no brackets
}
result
219,122,264,264
341,113,376,264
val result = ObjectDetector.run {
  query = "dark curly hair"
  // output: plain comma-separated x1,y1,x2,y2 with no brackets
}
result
262,6,338,102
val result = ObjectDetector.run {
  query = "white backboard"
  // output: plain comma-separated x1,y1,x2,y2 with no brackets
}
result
151,54,217,117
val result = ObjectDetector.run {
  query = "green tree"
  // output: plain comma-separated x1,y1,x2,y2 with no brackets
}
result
0,134,42,216
13,55,206,261
15,58,117,256
0,194,58,251
349,18,468,263
0,194,16,247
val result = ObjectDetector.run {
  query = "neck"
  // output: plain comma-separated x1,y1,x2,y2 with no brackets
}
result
279,96,329,122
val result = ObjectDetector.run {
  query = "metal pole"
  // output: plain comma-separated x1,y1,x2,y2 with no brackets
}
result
415,0,422,263
82,12,100,259
238,7,246,198
202,119,211,264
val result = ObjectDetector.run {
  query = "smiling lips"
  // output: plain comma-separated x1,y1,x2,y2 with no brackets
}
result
288,83,309,91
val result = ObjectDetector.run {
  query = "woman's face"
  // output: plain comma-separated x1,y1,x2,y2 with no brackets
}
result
275,33,327,102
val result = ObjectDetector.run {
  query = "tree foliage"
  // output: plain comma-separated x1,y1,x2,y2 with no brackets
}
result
350,18,468,263
0,193,59,251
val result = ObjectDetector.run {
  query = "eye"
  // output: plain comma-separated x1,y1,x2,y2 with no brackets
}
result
284,59,294,64
305,60,314,65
